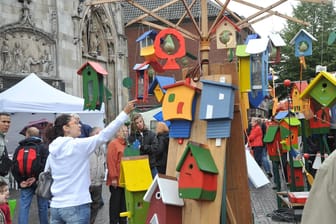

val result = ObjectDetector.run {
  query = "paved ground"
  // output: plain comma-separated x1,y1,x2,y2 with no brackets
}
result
7,172,302,224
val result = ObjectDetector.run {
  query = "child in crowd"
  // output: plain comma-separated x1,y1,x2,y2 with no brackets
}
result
0,177,12,224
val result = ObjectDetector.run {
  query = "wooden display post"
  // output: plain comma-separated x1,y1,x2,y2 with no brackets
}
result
166,63,252,224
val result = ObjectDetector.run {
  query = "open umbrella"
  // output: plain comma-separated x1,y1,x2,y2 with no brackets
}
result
19,118,52,136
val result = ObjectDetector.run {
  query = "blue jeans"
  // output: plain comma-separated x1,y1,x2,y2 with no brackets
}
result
19,186,49,224
262,147,271,173
50,203,90,224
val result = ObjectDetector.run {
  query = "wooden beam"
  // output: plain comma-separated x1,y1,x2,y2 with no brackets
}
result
236,0,288,26
234,0,310,26
181,0,202,37
85,0,119,6
299,0,331,3
140,20,198,40
238,14,273,29
125,0,200,40
125,0,180,27
176,0,197,26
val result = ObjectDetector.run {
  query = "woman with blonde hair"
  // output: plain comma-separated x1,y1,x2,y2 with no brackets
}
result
156,122,169,174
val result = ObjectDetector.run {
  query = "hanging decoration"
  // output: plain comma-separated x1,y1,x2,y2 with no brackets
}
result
154,28,186,70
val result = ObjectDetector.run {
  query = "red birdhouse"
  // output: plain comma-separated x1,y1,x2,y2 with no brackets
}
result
176,141,218,201
143,174,184,224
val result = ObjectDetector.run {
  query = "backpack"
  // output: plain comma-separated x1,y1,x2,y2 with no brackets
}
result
12,143,42,180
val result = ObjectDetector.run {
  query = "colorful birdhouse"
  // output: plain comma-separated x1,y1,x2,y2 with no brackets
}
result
133,63,151,102
148,75,176,103
199,79,236,138
279,117,301,151
119,155,152,224
143,174,184,224
309,107,330,134
136,29,158,61
154,28,186,70
263,124,285,161
268,33,286,64
290,29,317,57
162,81,200,138
300,71,336,107
245,37,270,107
287,160,304,190
291,81,310,113
215,16,240,49
77,61,108,110
236,44,251,92
176,141,218,201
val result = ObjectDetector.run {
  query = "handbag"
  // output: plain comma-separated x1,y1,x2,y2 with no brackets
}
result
0,148,13,176
35,169,53,200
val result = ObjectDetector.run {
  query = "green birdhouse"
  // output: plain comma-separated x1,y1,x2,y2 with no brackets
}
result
77,61,108,110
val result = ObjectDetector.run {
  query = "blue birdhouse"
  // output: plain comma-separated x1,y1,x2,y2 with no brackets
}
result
148,75,176,103
246,37,270,107
199,80,236,138
290,29,317,57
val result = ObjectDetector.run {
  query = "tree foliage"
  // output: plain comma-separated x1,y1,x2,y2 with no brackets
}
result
272,2,336,99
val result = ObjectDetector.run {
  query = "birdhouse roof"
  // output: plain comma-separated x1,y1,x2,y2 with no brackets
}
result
76,61,108,76
282,117,301,126
176,141,218,174
300,71,336,99
136,29,158,42
274,110,295,120
291,81,308,94
245,38,270,54
143,174,184,206
201,79,237,90
213,16,240,33
244,33,260,44
236,45,250,57
290,29,317,45
163,80,201,92
263,125,279,143
148,75,176,94
133,63,150,71
268,33,286,47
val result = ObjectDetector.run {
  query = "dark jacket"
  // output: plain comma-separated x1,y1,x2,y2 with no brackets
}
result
128,129,158,168
156,131,169,174
12,137,49,186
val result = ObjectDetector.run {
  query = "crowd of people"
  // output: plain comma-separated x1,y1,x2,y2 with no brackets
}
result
0,103,171,223
246,116,273,179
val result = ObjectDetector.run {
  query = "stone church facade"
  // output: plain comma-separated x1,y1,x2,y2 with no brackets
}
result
0,0,129,121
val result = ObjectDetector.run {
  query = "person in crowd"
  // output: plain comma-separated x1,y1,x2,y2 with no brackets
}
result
44,100,135,223
0,192,6,223
248,117,264,168
0,112,11,177
128,113,159,178
301,149,336,224
257,118,272,178
0,177,11,224
155,122,169,174
89,127,106,224
71,113,93,138
12,127,49,224
106,125,128,224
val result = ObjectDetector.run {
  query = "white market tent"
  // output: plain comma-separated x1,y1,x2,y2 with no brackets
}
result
0,73,105,153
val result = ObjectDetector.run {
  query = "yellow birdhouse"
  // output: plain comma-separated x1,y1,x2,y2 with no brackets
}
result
119,155,152,224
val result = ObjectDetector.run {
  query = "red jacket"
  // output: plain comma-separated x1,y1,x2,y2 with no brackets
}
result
0,203,11,224
248,124,263,147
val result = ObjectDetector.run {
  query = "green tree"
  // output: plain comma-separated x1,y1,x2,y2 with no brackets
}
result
273,2,336,99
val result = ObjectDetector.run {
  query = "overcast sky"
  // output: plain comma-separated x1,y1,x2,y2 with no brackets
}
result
224,0,299,37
